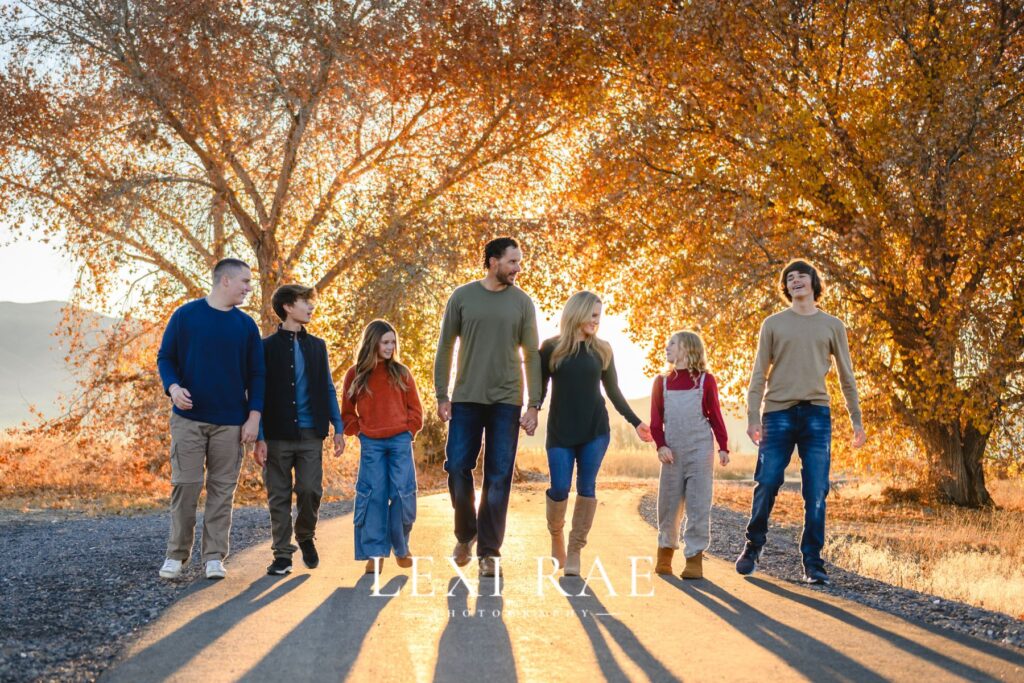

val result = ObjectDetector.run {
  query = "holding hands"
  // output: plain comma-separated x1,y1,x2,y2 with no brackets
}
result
635,422,653,442
520,407,539,436
333,433,345,457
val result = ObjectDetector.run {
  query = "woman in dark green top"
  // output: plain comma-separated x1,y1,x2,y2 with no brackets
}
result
539,291,653,575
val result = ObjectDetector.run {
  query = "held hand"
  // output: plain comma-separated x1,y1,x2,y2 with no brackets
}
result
852,427,867,448
519,407,539,433
635,423,653,442
253,441,267,467
333,433,345,457
241,415,260,444
437,400,452,422
747,424,761,446
657,446,674,464
170,385,193,411
718,450,730,467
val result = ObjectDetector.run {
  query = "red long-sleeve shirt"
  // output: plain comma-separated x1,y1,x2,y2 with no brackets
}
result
650,371,729,452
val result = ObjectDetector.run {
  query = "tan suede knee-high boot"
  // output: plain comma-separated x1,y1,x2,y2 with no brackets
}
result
563,496,598,576
546,494,568,569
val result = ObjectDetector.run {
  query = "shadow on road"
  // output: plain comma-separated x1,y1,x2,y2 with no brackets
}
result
104,574,310,681
434,577,516,683
664,576,891,683
241,574,406,680
747,576,1022,679
559,577,677,683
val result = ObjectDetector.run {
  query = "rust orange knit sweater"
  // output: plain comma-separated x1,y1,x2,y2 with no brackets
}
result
341,363,423,439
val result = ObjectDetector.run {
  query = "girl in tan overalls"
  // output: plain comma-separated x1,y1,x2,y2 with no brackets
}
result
650,331,730,579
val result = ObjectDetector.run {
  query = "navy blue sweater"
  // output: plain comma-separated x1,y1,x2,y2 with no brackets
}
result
156,299,266,425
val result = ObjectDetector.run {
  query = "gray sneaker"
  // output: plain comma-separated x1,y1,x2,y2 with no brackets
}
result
159,558,183,579
205,559,227,579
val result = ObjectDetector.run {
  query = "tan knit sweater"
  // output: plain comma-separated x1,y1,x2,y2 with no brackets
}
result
746,308,862,430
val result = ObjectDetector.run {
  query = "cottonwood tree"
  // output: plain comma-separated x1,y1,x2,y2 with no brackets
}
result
0,0,595,466
564,0,1024,506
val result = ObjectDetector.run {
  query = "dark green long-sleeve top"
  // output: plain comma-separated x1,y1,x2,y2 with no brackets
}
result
539,336,641,448
433,281,542,406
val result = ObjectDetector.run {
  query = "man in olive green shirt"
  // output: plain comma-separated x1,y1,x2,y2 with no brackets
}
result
434,237,542,577
736,259,867,585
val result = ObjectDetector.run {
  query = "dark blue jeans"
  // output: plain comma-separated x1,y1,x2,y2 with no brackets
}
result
546,433,611,501
443,402,521,558
745,403,832,569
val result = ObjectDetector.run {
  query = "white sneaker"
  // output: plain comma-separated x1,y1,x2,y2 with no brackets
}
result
159,558,183,579
205,559,227,579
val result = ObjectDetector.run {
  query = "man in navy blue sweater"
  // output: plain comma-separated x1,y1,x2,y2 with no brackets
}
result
156,258,266,580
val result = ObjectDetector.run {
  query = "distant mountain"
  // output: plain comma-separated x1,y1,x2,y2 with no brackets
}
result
0,301,117,429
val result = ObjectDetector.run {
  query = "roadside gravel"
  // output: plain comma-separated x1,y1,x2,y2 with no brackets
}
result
0,501,352,683
638,491,1024,651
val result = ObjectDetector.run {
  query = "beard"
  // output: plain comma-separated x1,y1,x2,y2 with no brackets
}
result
496,269,517,286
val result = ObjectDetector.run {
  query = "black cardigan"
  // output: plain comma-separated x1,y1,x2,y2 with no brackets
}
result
262,326,332,440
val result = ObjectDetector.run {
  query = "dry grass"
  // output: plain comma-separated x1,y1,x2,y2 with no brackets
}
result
713,479,1024,619
0,431,447,514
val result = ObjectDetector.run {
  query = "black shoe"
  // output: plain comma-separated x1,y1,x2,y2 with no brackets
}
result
735,544,761,576
803,565,831,585
479,556,501,578
299,539,320,569
267,557,293,575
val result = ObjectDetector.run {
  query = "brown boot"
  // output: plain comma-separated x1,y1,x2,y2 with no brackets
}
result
546,495,568,569
452,535,476,568
395,554,413,569
564,496,598,576
655,547,675,575
365,557,384,574
681,552,703,579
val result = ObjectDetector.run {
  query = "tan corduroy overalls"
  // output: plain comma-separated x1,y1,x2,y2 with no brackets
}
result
656,372,715,557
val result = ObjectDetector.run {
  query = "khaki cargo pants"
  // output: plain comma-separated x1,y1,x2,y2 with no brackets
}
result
166,412,244,562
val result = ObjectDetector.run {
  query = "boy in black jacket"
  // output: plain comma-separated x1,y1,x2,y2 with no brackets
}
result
254,285,344,575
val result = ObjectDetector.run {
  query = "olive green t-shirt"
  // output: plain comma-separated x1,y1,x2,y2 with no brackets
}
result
746,308,862,430
433,281,542,406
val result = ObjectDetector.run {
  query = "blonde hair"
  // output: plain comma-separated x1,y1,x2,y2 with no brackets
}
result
348,319,410,399
667,330,707,379
549,291,613,372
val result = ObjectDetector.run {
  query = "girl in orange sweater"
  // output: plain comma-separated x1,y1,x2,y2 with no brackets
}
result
341,320,423,573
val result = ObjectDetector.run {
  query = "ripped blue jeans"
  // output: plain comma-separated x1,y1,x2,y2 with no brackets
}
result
744,403,832,570
354,432,417,560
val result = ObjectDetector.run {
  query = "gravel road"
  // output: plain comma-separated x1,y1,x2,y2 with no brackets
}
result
0,501,351,683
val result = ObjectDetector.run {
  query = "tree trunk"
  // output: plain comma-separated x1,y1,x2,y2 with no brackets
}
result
253,243,283,335
928,422,994,507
